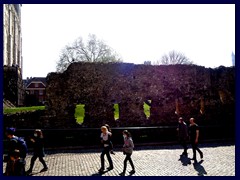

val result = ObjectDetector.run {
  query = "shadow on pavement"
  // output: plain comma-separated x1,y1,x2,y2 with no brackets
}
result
91,172,103,176
193,160,207,176
178,154,191,166
127,171,136,176
27,171,42,176
91,169,111,176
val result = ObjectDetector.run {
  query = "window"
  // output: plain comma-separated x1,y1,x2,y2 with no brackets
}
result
35,83,39,87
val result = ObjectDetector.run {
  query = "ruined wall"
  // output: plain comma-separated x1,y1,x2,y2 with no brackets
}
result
45,62,235,128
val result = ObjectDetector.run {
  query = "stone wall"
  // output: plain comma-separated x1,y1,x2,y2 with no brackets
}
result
44,62,235,128
4,66,25,106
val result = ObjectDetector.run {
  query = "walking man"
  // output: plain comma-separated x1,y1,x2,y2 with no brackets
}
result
176,117,188,156
188,117,203,162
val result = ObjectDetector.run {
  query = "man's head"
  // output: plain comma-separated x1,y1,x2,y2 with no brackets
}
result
178,117,183,123
189,117,195,124
5,127,16,138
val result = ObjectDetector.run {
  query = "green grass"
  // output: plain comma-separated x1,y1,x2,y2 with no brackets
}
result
4,103,151,124
74,104,85,124
114,104,119,120
74,104,120,124
144,102,150,118
3,106,45,114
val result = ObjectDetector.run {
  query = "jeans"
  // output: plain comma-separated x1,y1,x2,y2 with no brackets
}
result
191,141,202,160
123,153,135,172
100,146,113,169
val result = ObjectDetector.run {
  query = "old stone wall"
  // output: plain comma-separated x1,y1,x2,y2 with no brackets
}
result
4,66,25,106
45,62,235,128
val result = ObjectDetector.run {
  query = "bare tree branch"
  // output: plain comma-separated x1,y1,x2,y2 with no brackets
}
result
56,34,122,72
153,50,193,65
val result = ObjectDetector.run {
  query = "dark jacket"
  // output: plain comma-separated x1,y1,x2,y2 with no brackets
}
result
178,122,188,140
32,137,45,157
5,158,26,176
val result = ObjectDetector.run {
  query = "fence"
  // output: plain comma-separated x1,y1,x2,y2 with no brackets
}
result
3,125,235,153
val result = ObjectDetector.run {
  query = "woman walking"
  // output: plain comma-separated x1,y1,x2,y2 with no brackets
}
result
26,129,48,174
119,130,135,176
98,126,114,173
104,124,115,155
5,149,26,176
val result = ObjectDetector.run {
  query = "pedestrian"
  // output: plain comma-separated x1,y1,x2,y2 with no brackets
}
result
119,130,135,176
176,117,188,156
4,127,27,175
26,129,48,174
188,117,203,162
4,149,26,176
98,126,114,173
104,124,115,155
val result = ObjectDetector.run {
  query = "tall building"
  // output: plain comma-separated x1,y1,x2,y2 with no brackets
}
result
3,4,24,106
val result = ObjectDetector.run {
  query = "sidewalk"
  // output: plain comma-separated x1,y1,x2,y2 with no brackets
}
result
3,142,235,176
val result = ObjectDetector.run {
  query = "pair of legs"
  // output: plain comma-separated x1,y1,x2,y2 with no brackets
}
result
120,153,135,176
179,138,188,155
100,146,113,171
27,155,48,173
191,142,203,161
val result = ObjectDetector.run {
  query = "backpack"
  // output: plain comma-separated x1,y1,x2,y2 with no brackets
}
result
12,137,28,158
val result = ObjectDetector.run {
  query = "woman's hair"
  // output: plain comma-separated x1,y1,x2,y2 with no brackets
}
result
101,126,107,132
35,129,43,138
123,130,131,137
105,124,111,132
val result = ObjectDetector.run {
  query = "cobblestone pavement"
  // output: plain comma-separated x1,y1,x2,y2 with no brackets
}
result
3,143,235,176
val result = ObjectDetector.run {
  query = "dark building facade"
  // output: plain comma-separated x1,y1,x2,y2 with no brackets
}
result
24,77,47,106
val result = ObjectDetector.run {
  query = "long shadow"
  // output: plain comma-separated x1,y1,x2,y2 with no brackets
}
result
178,154,191,166
91,169,111,176
27,171,44,176
91,172,103,176
127,171,136,176
193,160,207,176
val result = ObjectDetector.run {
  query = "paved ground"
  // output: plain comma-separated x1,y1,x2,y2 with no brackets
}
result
3,142,235,176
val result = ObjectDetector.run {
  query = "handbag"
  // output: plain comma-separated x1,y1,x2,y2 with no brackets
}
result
123,147,132,154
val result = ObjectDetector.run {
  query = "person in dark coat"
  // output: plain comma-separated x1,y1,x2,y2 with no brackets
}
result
104,124,115,155
4,149,26,176
176,117,188,156
4,127,26,175
26,129,48,174
188,117,203,162
98,126,114,173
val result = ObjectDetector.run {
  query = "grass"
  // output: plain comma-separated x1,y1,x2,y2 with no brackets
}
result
74,104,120,124
74,104,85,124
3,106,45,114
144,102,150,118
3,103,151,124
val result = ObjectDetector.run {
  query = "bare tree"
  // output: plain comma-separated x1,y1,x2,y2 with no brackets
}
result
154,50,193,65
56,34,122,72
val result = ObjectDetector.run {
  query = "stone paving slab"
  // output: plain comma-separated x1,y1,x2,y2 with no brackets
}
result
3,143,235,176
